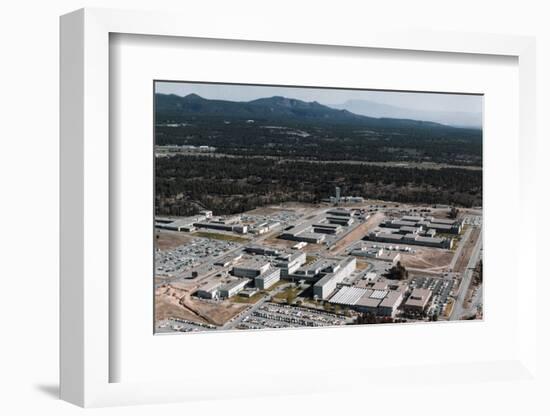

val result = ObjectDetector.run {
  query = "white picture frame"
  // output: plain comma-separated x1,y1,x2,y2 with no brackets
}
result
60,7,538,408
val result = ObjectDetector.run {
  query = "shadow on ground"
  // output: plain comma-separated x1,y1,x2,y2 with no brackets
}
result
35,384,59,399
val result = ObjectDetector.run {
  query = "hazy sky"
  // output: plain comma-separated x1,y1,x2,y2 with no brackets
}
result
155,81,483,126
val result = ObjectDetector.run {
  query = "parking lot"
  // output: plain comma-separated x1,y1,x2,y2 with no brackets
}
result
155,237,239,277
410,276,454,317
237,302,349,330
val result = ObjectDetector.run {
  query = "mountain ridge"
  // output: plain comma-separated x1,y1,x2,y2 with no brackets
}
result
155,93,474,131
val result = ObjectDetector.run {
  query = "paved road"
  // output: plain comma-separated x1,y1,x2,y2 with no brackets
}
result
448,227,472,271
450,227,483,320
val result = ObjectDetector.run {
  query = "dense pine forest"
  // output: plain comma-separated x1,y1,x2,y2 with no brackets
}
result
154,93,483,216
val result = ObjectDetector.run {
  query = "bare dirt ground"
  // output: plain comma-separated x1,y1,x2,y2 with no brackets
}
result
155,284,248,326
155,230,193,251
400,248,454,271
356,260,370,270
453,228,481,274
330,212,384,255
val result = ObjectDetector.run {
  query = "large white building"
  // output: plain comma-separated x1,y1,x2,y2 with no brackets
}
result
274,251,307,277
313,257,356,300
255,268,281,290
195,281,221,299
218,279,250,298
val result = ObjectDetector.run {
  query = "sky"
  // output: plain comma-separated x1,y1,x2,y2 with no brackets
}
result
155,81,483,127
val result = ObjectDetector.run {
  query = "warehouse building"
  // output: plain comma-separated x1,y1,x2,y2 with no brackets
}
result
255,268,281,290
381,215,463,235
328,283,405,317
195,220,248,234
326,216,353,226
219,279,250,298
365,230,453,249
326,208,353,218
312,223,342,235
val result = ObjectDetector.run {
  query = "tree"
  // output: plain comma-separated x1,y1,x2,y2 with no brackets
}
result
448,206,459,219
385,261,409,280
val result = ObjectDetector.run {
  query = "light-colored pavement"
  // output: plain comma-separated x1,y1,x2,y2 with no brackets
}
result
450,227,483,320
448,227,472,271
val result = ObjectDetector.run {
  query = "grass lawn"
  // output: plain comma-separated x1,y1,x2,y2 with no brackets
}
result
273,286,301,301
194,231,249,243
230,292,264,304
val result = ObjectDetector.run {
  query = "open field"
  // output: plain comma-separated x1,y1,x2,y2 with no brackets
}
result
156,230,194,251
400,248,454,271
155,284,248,326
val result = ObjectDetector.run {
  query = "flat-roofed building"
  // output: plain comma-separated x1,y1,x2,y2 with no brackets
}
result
219,279,250,298
326,216,353,226
244,246,280,256
155,215,207,232
255,268,281,290
378,289,405,317
401,215,424,223
403,288,433,314
274,251,307,277
199,210,213,218
214,253,243,267
326,208,353,218
291,259,328,281
313,223,342,235
355,289,384,314
296,232,326,244
313,257,356,299
195,281,221,299
232,261,270,278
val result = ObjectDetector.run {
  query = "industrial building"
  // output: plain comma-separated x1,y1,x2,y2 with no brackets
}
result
326,208,353,218
218,279,250,298
280,224,326,244
366,229,453,249
328,283,405,317
313,257,356,300
324,186,365,204
195,220,248,234
312,223,342,235
280,209,355,244
291,258,333,282
381,215,463,235
274,251,307,277
244,245,281,256
350,246,401,264
155,215,207,232
249,221,280,235
232,261,270,278
255,268,281,290
403,288,433,314
155,213,250,234
214,253,243,267
195,281,221,299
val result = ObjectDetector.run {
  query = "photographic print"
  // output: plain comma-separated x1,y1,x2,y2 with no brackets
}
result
154,81,483,334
